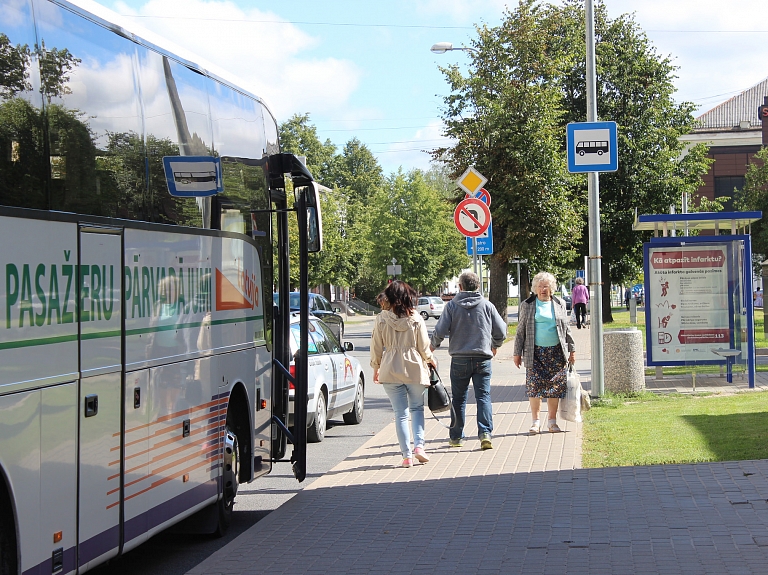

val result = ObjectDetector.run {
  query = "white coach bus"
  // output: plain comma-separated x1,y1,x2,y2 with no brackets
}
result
0,1,321,573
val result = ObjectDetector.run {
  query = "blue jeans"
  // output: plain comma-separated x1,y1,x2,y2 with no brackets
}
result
449,357,493,441
382,383,426,459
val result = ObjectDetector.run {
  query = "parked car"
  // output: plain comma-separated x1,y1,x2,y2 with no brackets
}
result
287,314,365,442
558,286,572,311
273,292,345,340
417,296,444,320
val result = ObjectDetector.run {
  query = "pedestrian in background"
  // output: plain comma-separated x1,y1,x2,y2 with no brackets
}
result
371,280,436,468
513,271,575,435
571,277,589,329
624,287,631,310
430,271,506,450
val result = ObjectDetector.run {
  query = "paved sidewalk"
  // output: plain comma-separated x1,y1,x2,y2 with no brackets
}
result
188,327,768,575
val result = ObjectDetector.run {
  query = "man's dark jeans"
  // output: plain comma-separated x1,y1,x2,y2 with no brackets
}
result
449,357,493,441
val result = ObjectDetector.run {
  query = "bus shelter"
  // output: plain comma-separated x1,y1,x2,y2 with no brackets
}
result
633,211,763,388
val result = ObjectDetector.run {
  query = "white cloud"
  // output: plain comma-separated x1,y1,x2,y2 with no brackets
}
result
375,119,454,173
414,0,508,23
107,0,361,120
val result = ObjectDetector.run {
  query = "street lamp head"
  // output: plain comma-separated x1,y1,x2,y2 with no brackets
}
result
431,42,453,54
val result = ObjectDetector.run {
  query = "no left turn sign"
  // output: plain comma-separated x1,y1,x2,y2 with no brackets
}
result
454,197,491,237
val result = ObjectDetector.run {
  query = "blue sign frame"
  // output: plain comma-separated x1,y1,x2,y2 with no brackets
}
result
566,121,618,173
163,156,223,197
467,222,493,255
643,235,755,388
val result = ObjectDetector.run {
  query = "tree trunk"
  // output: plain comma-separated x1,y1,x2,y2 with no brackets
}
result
488,254,509,324
520,266,530,302
601,259,614,323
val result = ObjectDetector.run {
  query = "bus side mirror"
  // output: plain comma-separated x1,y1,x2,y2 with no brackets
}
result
305,183,323,253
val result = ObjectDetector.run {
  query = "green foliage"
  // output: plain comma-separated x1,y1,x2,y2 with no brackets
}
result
0,33,31,97
435,0,580,273
279,113,338,184
367,170,467,294
36,41,80,103
737,147,768,255
433,0,710,320
555,1,711,289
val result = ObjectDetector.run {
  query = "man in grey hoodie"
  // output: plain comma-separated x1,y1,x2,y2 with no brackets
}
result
430,271,507,449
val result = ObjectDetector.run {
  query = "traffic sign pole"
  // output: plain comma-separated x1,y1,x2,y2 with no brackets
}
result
586,0,605,398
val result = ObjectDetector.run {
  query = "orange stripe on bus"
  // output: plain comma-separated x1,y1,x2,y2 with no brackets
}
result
107,457,216,509
110,405,225,453
113,398,228,438
107,422,223,469
108,437,220,481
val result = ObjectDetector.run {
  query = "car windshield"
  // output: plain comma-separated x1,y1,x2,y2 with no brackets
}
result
429,297,443,305
289,293,302,309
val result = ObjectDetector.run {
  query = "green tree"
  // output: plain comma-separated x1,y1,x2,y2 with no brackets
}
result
0,33,31,97
736,147,768,255
555,0,711,321
434,0,580,317
367,170,467,294
279,113,338,185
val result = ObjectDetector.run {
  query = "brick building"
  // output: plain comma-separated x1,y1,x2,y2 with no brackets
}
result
680,77,768,209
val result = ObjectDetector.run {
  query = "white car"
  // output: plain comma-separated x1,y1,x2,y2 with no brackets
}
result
288,315,365,442
417,296,445,320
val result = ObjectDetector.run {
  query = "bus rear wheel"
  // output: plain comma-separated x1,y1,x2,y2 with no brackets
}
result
214,424,239,537
0,491,17,575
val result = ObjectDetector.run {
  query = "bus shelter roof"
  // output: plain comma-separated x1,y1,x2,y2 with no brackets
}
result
632,211,762,233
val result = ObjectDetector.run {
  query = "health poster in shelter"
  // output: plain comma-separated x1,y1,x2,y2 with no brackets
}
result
646,244,731,363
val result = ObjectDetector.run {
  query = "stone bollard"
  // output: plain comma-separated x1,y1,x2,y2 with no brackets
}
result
603,328,645,393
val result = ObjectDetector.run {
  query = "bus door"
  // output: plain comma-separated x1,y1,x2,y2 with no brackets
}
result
77,227,123,570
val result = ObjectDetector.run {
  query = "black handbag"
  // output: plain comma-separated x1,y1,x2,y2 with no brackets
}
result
427,366,451,413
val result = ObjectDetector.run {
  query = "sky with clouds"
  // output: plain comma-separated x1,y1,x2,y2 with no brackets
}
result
90,0,768,175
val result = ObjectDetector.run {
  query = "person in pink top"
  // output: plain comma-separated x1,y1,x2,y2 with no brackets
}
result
571,277,589,329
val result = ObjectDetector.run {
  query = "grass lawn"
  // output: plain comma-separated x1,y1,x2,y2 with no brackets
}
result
582,391,768,467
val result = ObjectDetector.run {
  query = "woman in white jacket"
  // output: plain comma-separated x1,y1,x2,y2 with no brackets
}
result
371,281,437,467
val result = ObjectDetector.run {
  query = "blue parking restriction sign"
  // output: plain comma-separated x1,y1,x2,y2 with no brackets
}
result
467,221,493,255
566,121,618,173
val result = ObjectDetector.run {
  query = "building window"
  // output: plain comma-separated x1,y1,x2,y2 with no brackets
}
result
714,176,745,211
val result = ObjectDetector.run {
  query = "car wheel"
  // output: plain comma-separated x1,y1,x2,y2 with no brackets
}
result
307,391,327,443
420,311,429,320
343,377,364,425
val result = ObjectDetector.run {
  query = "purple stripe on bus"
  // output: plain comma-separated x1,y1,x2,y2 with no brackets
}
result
22,545,76,575
124,479,218,542
79,524,120,566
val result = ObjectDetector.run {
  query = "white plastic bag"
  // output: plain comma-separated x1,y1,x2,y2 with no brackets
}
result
559,366,582,423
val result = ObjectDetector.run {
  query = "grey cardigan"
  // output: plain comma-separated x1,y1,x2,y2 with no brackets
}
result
513,294,575,367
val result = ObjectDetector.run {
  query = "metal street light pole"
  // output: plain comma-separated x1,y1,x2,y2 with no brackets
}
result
585,0,605,397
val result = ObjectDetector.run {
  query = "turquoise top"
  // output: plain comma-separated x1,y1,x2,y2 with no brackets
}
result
534,298,559,347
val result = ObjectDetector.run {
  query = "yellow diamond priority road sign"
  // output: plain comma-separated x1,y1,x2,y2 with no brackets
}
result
457,166,487,195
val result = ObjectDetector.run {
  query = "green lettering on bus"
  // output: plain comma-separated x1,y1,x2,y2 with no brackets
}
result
19,264,34,328
62,265,75,324
132,266,141,319
6,264,19,329
177,267,187,315
80,264,90,322
141,266,152,318
35,264,47,327
91,264,102,321
102,265,114,321
48,265,61,325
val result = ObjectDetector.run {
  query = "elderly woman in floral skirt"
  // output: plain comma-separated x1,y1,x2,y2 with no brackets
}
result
512,271,576,434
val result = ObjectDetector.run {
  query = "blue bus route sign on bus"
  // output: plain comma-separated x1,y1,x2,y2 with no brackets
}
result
566,121,618,173
163,156,223,197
